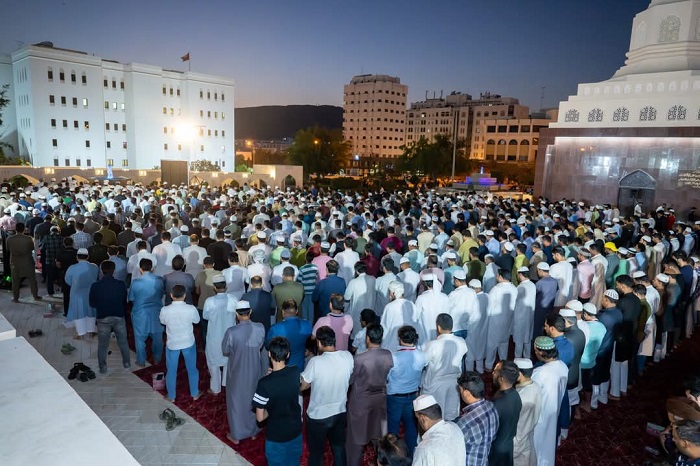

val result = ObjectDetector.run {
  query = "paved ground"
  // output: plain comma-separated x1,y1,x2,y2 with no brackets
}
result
2,286,250,466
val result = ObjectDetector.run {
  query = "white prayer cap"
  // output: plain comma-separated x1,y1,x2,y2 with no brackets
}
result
578,201,584,206
517,218,526,225
583,303,598,315
212,274,226,284
445,251,457,260
655,273,670,284
315,212,322,218
537,262,550,271
408,239,418,247
566,257,577,264
613,218,620,223
604,289,619,300
422,273,436,282
429,243,438,250
134,227,143,234
560,308,577,317
618,247,629,255
280,249,291,259
236,300,251,310
257,231,267,239
514,358,533,370
517,266,529,274
180,225,189,232
413,394,438,412
389,281,405,297
276,237,286,243
632,271,646,279
484,230,494,236
399,257,410,265
77,248,89,256
504,242,514,252
453,269,467,281
564,300,583,312
230,215,237,222
642,235,652,243
468,279,482,289
320,241,330,249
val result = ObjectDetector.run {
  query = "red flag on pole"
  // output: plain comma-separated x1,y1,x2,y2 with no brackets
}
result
181,52,190,62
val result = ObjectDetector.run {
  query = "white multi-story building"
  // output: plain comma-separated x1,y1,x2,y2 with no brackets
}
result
405,92,471,145
0,42,235,170
343,74,407,160
473,109,558,162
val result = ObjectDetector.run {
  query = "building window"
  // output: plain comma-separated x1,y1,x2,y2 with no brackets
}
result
521,125,531,132
53,159,58,166
163,85,167,95
113,123,118,130
200,145,204,152
62,120,68,128
639,106,657,121
82,98,88,108
106,141,111,149
163,107,167,114
74,120,79,129
86,159,91,167
199,90,203,99
104,78,108,88
121,103,125,111
221,93,225,101
163,126,168,134
112,80,117,89
176,88,180,96
82,74,87,85
214,92,218,100
60,96,66,106
122,142,127,149
164,143,168,150
509,125,519,133
215,130,218,137
65,158,70,166
48,69,53,81
207,129,212,137
564,109,580,123
121,159,128,167
214,111,218,119
104,101,109,109
71,72,76,83
612,107,629,122
59,71,65,82
49,95,55,105
667,105,687,121
120,80,124,90
222,112,226,120
170,108,174,116
50,118,56,128
588,108,604,122
84,121,89,130
85,140,90,148
112,102,117,110
207,91,211,100
107,159,114,166
52,139,58,147
178,144,182,151
106,123,110,131
72,97,77,107
207,111,211,118
221,130,226,138
122,123,126,131
169,87,173,96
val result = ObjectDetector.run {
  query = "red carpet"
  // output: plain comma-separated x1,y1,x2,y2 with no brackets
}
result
130,318,700,466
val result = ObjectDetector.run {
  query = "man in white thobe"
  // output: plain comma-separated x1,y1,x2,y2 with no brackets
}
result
380,281,422,352
467,279,490,373
126,242,157,280
412,394,466,466
415,273,450,342
222,253,247,299
447,269,478,344
335,237,360,286
514,358,543,466
514,267,537,358
203,275,237,394
486,269,518,371
421,313,468,421
182,235,207,279
152,231,182,277
549,247,573,308
483,255,499,293
374,258,397,317
343,262,376,338
531,336,568,466
397,257,421,303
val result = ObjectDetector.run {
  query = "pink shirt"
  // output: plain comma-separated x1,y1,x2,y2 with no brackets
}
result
313,313,354,351
577,259,595,299
312,255,332,283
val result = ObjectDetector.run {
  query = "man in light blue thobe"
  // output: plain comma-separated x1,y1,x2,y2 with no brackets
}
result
128,257,165,366
64,248,100,337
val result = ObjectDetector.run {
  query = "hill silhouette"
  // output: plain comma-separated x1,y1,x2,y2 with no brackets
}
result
234,105,343,140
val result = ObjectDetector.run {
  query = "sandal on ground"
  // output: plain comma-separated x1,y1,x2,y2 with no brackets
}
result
159,408,175,421
68,367,80,380
61,344,76,355
33,329,43,336
28,330,37,338
83,368,96,379
165,416,185,431
78,372,89,382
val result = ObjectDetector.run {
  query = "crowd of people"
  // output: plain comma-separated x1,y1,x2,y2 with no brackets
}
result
3,177,700,466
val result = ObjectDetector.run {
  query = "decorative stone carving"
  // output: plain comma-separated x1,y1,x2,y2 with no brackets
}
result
613,107,630,122
659,16,680,43
668,105,687,120
619,169,656,189
640,106,657,121
565,109,580,123
588,108,604,122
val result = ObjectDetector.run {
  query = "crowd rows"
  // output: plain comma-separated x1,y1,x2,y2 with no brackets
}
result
3,178,700,466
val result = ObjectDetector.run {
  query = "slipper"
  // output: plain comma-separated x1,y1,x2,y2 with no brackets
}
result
61,344,76,355
74,362,90,372
165,416,185,431
78,372,89,382
34,329,43,336
159,408,175,421
83,368,96,380
28,330,36,338
68,367,80,380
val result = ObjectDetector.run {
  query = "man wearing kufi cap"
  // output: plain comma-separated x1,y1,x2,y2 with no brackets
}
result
203,274,237,396
532,336,568,466
513,266,537,358
415,273,450,341
513,358,543,466
560,304,586,431
128,256,165,365
534,261,558,339
485,268,518,371
578,302,606,412
404,238,425,273
222,300,265,443
441,251,462,294
412,393,467,466
590,290,623,410
64,247,100,337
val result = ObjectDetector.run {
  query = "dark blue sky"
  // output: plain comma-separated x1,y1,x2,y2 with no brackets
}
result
1,0,649,110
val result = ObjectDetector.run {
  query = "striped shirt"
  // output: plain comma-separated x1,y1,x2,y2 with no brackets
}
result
298,263,319,294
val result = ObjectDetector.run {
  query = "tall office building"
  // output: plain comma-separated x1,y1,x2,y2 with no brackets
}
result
343,74,408,164
0,42,235,170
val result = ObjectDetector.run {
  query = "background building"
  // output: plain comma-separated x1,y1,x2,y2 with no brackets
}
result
474,109,558,162
405,92,471,145
343,74,407,174
535,0,700,214
0,42,235,170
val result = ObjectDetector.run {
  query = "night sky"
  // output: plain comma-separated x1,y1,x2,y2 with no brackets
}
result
1,0,650,110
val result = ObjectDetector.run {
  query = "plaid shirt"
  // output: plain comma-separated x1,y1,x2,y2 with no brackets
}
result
455,398,499,466
71,231,93,250
41,233,63,264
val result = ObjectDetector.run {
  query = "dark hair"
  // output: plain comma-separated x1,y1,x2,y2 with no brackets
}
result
354,261,367,274
632,283,647,295
229,252,239,263
139,258,153,272
537,346,559,360
170,284,186,299
108,245,119,256
375,433,410,466
250,275,263,286
360,308,378,325
161,231,171,241
16,222,25,233
281,299,298,314
674,419,700,445
330,293,345,311
326,260,339,274
315,326,336,347
436,313,453,331
171,255,185,271
203,256,214,266
415,403,442,421
498,268,512,281
268,336,290,363
93,231,103,243
282,266,295,277
398,325,419,345
366,323,384,345
545,314,566,332
552,246,566,257
498,360,521,386
100,260,116,275
615,275,634,288
458,371,485,398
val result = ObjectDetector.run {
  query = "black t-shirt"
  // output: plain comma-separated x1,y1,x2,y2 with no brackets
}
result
252,365,302,442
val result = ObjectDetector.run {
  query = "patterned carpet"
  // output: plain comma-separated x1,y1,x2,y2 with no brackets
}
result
130,319,700,466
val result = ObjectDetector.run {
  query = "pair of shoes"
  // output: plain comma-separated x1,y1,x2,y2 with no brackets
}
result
28,329,43,337
61,343,76,355
68,363,96,382
159,408,185,431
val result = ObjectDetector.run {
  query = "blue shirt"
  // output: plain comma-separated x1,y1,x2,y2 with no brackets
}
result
455,398,499,466
553,335,574,367
128,272,164,334
89,276,128,319
386,346,426,395
266,316,313,370
311,275,346,318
